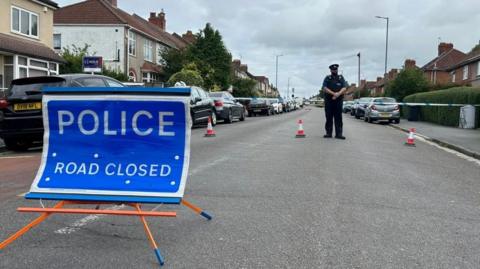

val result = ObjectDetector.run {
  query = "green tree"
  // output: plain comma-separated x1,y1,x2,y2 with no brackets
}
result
231,77,259,97
101,68,129,82
167,63,204,87
385,68,429,101
59,44,91,74
161,48,189,80
186,23,232,90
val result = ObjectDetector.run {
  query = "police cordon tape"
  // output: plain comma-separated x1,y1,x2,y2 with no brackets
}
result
366,102,480,107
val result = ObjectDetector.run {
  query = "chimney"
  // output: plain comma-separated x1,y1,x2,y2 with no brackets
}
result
239,64,248,73
360,79,366,88
438,42,453,56
148,9,166,31
376,77,382,83
404,59,416,69
106,0,117,7
232,59,241,69
182,30,196,44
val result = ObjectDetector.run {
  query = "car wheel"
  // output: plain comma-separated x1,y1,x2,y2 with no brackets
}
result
266,109,271,116
240,110,246,121
368,116,373,123
4,138,32,151
364,115,368,122
211,111,217,126
355,113,360,119
395,119,400,124
225,109,233,124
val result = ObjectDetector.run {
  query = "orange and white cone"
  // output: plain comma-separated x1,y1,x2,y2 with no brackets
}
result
295,119,306,138
204,116,216,137
405,128,416,146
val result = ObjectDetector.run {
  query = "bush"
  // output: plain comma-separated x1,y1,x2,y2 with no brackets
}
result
403,87,480,127
167,63,204,87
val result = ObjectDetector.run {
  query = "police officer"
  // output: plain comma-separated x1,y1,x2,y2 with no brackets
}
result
322,64,347,139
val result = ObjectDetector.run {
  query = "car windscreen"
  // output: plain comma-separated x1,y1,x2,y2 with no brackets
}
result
8,78,66,98
209,92,223,97
374,98,396,104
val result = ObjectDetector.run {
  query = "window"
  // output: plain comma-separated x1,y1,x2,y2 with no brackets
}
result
77,78,107,87
11,6,39,38
128,31,136,56
451,71,456,82
156,44,166,65
15,56,58,78
105,79,125,87
144,39,153,62
463,65,469,80
53,34,61,50
477,62,480,77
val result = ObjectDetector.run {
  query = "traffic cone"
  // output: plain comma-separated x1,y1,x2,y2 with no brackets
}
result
405,128,416,146
204,116,216,137
295,119,306,138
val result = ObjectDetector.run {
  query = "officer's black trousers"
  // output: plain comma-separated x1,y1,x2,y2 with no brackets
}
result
324,100,343,136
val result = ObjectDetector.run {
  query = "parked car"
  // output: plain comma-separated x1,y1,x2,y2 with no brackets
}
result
0,74,126,151
248,98,274,116
350,99,359,116
189,86,216,127
354,97,373,119
364,97,400,124
295,97,304,108
342,101,354,113
236,97,252,116
278,97,290,112
209,91,245,123
270,98,283,114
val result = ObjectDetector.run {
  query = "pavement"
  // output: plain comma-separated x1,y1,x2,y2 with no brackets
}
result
1,107,480,268
391,120,480,159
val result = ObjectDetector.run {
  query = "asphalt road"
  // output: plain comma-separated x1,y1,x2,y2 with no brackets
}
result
1,107,480,269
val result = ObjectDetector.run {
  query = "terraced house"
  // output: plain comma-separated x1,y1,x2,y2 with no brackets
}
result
53,0,191,84
0,0,64,92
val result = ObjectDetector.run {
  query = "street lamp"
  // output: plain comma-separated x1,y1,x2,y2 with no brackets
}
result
275,54,283,96
375,16,389,76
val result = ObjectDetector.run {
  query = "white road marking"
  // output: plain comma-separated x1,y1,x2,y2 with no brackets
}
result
414,135,480,167
0,155,35,159
16,192,28,197
188,156,229,176
54,205,125,235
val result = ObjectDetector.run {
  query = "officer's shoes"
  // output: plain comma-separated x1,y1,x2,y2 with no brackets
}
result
323,134,332,138
335,135,346,140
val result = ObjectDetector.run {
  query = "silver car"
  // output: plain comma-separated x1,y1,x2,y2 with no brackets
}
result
364,97,401,124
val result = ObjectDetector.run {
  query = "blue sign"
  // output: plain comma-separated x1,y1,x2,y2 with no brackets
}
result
28,93,191,202
83,56,103,73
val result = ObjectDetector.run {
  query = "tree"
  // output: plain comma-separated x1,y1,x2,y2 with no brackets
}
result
385,68,429,101
161,48,189,80
186,23,232,90
59,44,128,81
167,63,204,87
231,77,259,97
59,44,91,74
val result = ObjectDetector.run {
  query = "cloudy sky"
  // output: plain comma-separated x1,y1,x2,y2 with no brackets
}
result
56,0,480,97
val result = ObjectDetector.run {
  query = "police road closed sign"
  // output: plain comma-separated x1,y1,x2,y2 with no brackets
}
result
29,94,191,199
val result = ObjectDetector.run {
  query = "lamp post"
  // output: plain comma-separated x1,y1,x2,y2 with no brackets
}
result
275,54,283,96
357,52,361,99
287,77,291,99
375,16,389,76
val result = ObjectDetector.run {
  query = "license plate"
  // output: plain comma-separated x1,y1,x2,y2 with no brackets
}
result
380,113,391,117
254,109,262,112
14,102,42,111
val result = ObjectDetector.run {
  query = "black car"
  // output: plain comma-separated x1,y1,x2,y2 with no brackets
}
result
0,74,125,151
209,91,245,123
189,86,216,127
248,98,274,116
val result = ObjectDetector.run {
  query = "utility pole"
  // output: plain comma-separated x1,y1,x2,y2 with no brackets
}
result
375,16,389,75
287,77,290,99
357,52,361,98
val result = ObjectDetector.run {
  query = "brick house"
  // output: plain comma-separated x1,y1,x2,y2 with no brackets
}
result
421,42,466,85
446,45,480,87
53,0,190,84
374,69,399,96
0,0,64,92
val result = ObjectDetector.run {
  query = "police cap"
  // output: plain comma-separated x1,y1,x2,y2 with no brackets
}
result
329,64,339,70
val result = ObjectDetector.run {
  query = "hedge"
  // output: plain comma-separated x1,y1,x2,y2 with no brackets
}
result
403,86,480,128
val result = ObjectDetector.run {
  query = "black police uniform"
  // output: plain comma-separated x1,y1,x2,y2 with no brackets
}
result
322,67,347,137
